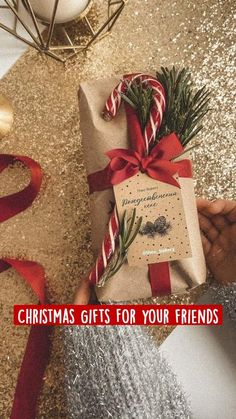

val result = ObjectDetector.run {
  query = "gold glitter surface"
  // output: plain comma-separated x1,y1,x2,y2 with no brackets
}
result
0,0,235,417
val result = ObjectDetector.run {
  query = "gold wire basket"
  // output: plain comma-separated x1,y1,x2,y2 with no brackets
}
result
0,0,128,62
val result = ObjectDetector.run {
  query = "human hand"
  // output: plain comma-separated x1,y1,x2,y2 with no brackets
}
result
74,277,91,305
197,198,236,284
74,276,99,305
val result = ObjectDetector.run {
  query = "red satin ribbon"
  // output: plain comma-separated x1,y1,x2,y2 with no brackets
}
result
88,104,192,296
0,260,52,419
88,105,192,194
0,154,51,419
148,262,172,296
0,155,42,222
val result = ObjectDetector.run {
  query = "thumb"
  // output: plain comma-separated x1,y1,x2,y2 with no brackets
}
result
74,277,91,305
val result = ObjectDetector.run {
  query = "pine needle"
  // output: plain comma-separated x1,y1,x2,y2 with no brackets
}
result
119,67,210,148
156,66,210,146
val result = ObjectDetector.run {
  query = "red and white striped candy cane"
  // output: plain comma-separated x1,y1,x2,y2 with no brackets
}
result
103,73,166,153
89,207,119,285
88,75,165,286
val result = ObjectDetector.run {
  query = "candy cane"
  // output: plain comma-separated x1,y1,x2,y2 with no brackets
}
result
103,73,166,153
89,208,119,285
88,74,165,286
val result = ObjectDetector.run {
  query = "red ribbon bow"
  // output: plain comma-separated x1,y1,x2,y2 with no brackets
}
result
106,134,191,188
88,104,192,192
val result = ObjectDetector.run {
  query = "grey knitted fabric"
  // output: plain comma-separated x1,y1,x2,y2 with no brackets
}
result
213,282,236,323
64,283,236,418
64,325,192,419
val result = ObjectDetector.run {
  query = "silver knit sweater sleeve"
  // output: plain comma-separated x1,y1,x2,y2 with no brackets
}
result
64,325,191,419
213,282,236,322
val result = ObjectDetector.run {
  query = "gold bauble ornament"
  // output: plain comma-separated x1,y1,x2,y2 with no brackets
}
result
0,94,14,139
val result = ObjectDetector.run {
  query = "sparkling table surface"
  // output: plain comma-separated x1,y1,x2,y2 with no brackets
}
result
0,0,235,417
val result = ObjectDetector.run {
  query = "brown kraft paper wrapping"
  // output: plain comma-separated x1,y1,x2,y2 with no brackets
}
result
79,77,206,302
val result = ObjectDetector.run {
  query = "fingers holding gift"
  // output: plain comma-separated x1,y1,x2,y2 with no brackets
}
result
206,235,236,284
197,198,232,231
210,214,230,231
209,199,236,223
198,213,219,242
74,277,91,305
197,198,236,223
200,231,212,256
197,198,212,215
74,276,100,305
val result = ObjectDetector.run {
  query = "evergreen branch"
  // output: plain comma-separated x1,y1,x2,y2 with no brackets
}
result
171,143,200,160
120,82,153,132
119,67,210,150
156,66,210,146
97,209,142,287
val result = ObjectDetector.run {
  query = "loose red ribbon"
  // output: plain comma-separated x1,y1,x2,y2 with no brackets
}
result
0,155,42,222
88,104,192,296
0,154,51,419
0,260,52,419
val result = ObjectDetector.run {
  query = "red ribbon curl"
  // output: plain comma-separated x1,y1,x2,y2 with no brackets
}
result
0,155,42,222
0,154,51,419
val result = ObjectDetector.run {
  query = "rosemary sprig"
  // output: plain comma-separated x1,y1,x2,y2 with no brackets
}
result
97,209,142,287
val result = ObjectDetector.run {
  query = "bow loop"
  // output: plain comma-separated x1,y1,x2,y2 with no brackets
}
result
150,133,184,160
88,133,192,194
107,148,141,169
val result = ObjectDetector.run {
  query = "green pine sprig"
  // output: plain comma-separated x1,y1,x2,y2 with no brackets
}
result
156,66,210,146
120,67,210,148
120,78,153,131
97,208,142,287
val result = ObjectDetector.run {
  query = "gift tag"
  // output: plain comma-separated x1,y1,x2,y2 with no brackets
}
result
114,172,192,266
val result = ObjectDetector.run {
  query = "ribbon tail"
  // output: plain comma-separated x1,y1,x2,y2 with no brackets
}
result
10,324,52,419
0,259,51,419
146,167,181,188
151,133,184,160
4,259,46,304
148,262,171,296
88,166,113,193
175,159,192,178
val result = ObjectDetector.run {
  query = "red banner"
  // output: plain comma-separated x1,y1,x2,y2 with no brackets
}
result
14,304,223,326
